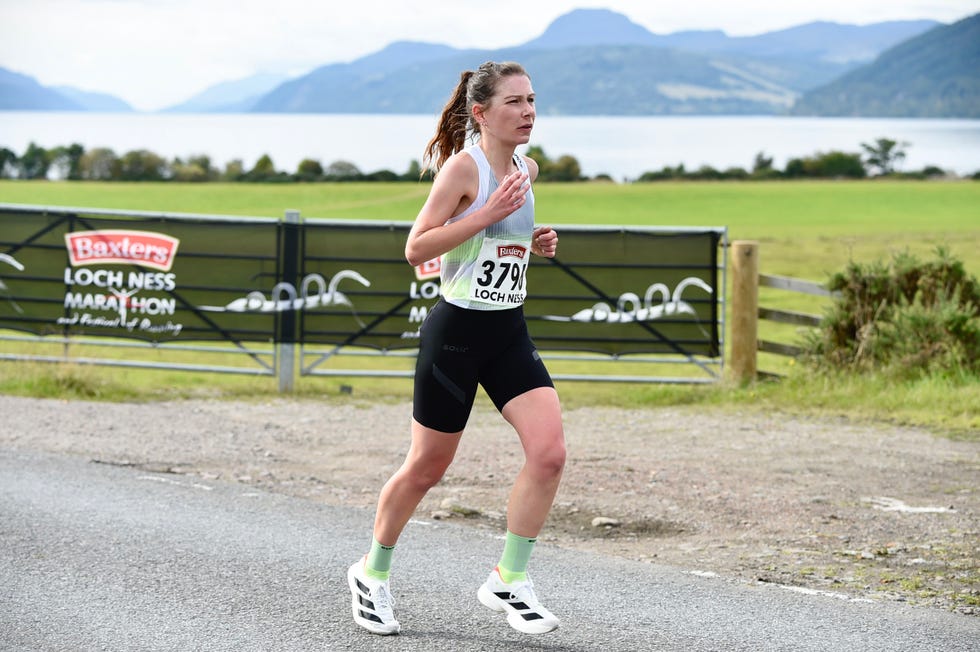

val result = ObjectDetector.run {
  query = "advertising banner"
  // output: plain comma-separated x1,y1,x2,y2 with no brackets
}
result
1,207,722,359
0,207,281,344
299,220,721,357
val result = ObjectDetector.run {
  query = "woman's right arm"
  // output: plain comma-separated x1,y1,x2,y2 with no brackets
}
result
405,154,529,267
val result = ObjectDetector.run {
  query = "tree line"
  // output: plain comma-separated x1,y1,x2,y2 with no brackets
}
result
0,138,972,183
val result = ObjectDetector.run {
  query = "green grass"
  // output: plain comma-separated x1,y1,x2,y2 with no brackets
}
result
3,179,977,280
1,179,978,437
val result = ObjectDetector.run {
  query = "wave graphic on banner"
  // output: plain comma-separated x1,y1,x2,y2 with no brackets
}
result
542,277,712,326
0,253,26,314
198,270,371,326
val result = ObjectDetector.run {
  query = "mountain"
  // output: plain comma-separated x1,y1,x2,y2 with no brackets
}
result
0,67,133,111
520,8,660,48
0,67,82,110
522,9,938,63
792,13,980,118
163,72,290,112
246,9,943,116
252,41,459,112
54,86,133,112
694,19,942,63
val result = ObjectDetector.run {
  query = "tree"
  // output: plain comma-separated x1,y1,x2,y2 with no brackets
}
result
79,147,119,180
222,159,245,181
18,142,50,179
544,154,582,182
48,143,85,180
172,154,217,182
325,160,361,180
751,151,779,179
525,146,582,182
402,159,422,181
524,145,551,170
783,157,806,178
0,147,17,179
246,154,278,181
119,149,168,180
296,158,324,181
807,151,866,179
861,138,908,176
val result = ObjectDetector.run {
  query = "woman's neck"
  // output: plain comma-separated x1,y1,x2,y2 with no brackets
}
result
479,138,517,180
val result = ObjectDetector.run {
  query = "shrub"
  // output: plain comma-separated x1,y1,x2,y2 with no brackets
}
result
802,248,980,379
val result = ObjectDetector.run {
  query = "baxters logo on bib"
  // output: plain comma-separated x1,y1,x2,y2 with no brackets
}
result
496,244,527,259
65,230,180,272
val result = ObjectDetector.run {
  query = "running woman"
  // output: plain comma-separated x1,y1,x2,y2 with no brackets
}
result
347,61,565,636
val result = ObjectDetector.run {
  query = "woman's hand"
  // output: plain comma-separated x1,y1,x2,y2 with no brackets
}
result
532,226,558,258
485,172,530,222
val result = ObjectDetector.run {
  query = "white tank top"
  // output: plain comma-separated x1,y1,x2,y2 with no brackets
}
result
440,144,535,311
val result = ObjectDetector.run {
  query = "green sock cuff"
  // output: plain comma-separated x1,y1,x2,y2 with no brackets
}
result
497,565,527,584
364,566,390,581
497,530,537,583
365,538,395,580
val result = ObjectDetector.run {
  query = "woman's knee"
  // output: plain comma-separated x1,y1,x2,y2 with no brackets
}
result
527,435,566,478
402,461,449,491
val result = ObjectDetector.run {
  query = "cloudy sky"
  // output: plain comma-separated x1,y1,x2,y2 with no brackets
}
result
2,0,977,111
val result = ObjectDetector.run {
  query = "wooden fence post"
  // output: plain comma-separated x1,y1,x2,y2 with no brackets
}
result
729,240,759,383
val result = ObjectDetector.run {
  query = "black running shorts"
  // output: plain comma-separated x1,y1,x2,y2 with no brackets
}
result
413,299,554,433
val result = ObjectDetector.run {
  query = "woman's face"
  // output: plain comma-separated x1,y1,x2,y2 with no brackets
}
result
479,74,535,145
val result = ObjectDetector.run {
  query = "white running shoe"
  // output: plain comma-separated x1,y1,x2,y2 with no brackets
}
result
347,559,400,635
477,567,560,634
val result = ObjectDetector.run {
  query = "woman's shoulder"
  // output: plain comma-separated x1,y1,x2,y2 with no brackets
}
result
520,154,539,181
437,149,481,184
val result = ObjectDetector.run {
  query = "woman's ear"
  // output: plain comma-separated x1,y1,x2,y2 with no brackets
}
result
472,104,487,127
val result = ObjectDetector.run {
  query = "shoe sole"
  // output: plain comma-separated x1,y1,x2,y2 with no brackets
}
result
477,584,559,635
348,565,400,635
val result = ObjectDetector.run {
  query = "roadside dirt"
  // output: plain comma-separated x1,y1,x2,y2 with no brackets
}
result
1,394,976,614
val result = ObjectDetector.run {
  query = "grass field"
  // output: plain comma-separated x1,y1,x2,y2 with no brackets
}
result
3,178,977,279
1,179,978,435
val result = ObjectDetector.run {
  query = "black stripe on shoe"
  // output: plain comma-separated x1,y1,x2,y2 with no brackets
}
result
358,594,375,610
358,610,384,624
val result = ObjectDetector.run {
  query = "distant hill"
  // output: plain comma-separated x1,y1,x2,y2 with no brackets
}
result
252,41,460,113
702,19,942,63
520,8,660,48
523,9,939,64
0,66,133,111
163,72,290,112
54,86,133,112
0,67,81,110
792,13,980,117
247,9,942,116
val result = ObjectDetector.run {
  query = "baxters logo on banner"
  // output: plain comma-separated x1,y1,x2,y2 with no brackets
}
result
414,256,441,281
59,229,184,336
65,230,180,272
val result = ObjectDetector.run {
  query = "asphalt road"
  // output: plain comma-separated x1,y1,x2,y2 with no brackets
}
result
1,448,976,652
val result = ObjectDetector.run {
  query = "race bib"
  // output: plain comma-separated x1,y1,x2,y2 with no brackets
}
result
468,238,529,307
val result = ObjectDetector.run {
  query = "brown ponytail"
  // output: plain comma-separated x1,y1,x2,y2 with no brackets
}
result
421,61,529,175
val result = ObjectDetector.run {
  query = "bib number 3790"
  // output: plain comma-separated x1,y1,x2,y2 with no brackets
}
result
469,239,529,306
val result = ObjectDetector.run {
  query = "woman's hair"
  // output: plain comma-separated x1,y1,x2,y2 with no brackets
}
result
421,61,529,174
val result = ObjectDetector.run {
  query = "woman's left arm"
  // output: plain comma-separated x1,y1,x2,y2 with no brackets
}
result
523,155,556,258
